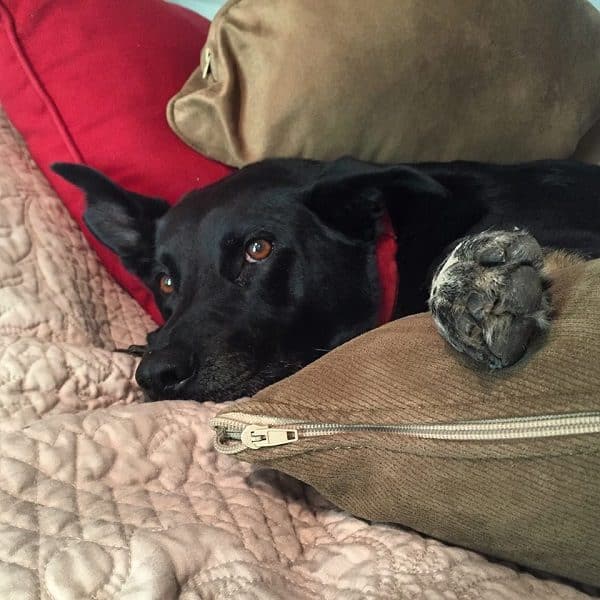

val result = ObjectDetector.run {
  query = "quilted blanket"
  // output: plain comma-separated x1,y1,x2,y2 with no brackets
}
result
0,108,593,599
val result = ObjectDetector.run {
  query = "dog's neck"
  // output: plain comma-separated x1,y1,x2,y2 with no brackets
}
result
381,170,489,319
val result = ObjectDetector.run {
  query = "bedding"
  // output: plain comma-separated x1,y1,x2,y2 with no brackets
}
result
0,108,593,598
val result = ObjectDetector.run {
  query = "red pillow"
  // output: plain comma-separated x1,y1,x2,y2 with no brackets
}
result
0,0,232,323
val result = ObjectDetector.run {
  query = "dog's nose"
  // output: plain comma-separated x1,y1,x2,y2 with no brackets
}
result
135,347,196,397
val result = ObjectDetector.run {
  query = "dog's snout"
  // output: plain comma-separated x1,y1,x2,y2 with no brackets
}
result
135,347,197,397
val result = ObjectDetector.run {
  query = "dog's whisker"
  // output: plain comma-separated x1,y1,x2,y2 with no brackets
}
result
115,344,147,357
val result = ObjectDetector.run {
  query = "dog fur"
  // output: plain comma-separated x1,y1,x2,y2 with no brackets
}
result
51,157,600,402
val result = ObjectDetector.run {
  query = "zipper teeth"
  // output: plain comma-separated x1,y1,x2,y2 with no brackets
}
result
300,412,600,438
298,420,600,440
211,411,600,449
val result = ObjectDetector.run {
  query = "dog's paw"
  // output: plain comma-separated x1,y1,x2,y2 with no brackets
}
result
429,230,551,369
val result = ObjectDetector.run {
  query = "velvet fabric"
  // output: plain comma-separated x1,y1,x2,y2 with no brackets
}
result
169,0,600,167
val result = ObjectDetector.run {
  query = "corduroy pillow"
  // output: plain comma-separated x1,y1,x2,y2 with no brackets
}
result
168,0,600,168
212,259,600,587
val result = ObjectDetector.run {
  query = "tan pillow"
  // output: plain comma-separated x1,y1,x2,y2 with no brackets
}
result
168,0,600,167
211,259,600,587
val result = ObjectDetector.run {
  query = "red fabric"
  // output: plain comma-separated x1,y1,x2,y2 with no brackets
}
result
0,0,232,323
376,212,399,326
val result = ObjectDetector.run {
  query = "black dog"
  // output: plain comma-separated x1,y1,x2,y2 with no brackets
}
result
52,158,600,402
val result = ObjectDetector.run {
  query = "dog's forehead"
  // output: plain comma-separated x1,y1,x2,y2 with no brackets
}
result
154,159,326,253
159,171,310,240
155,195,299,263
168,184,296,229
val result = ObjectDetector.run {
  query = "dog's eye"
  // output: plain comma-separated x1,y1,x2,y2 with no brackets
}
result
245,239,273,263
158,273,175,294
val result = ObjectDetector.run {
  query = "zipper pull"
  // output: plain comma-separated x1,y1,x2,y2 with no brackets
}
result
241,425,299,449
201,47,212,79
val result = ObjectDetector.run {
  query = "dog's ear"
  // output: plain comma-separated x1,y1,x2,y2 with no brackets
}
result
304,156,448,241
51,163,169,279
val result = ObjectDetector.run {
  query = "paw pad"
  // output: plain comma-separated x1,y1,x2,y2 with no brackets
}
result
429,231,551,368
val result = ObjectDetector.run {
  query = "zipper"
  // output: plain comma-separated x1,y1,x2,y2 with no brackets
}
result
210,411,600,454
201,47,213,79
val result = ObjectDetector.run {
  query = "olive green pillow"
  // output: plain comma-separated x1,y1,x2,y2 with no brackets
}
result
212,259,600,587
169,0,600,167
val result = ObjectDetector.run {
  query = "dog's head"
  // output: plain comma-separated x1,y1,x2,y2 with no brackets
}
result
52,157,445,402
